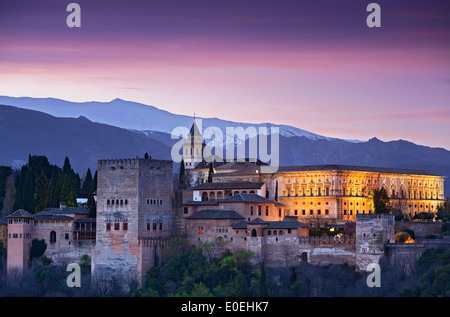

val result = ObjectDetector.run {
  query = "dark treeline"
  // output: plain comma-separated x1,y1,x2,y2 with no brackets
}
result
131,239,450,297
12,155,97,216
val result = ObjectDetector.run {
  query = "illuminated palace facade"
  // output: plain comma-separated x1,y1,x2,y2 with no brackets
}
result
194,164,446,226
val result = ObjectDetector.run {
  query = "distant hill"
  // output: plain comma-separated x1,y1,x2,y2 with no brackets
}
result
0,105,171,174
0,98,449,198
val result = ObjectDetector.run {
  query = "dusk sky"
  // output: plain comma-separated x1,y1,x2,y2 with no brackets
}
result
1,0,449,149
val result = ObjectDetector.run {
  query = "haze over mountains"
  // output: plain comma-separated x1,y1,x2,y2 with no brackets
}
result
0,96,449,197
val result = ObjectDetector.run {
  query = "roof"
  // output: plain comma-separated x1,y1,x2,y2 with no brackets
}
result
183,200,220,206
74,218,97,223
186,209,245,220
44,207,90,215
189,120,202,137
219,193,284,206
276,164,440,176
32,207,89,220
193,158,268,170
33,215,73,221
231,218,309,229
191,181,264,191
7,209,33,218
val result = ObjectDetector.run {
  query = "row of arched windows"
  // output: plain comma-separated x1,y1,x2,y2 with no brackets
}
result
146,198,163,206
107,199,128,205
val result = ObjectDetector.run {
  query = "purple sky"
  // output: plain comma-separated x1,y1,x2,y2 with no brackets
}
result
1,0,449,149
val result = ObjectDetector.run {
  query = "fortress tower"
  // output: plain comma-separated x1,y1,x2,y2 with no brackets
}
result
6,209,33,282
355,213,395,271
92,158,173,287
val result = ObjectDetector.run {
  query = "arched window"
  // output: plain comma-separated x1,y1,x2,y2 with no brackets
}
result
120,199,123,205
202,192,209,201
107,199,110,205
251,229,257,237
125,199,128,205
301,252,308,262
50,231,56,243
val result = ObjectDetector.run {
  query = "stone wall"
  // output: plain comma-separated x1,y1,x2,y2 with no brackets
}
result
251,235,356,268
395,221,442,238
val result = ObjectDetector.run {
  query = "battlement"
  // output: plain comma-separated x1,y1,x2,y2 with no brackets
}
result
98,158,172,169
356,213,395,221
299,235,355,245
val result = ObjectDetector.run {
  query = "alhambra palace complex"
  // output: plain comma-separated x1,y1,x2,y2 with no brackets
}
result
4,120,450,286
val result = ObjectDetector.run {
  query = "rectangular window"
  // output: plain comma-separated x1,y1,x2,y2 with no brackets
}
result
198,226,204,234
310,210,313,215
106,223,111,230
265,206,269,216
184,207,188,214
147,223,150,230
153,222,157,230
302,210,306,215
317,209,321,215
250,206,254,215
114,223,120,230
258,205,261,216
159,222,162,230
325,209,329,215
123,222,128,230
65,233,69,240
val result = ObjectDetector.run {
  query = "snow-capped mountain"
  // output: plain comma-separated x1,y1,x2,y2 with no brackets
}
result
0,96,339,142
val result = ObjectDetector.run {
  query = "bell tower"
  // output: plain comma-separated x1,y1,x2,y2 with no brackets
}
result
182,117,205,169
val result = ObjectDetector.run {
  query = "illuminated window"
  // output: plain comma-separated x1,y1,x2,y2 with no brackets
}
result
198,226,204,234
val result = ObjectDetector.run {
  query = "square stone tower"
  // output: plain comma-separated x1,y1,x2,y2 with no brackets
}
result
355,213,395,271
6,209,33,283
92,158,173,287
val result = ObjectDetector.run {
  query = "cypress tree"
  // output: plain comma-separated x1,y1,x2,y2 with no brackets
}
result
35,171,49,213
81,168,94,197
22,169,35,213
61,174,77,206
179,159,185,184
275,180,278,201
207,162,214,183
259,262,268,296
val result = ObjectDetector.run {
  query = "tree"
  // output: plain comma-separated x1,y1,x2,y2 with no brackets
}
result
275,180,278,201
179,159,185,185
259,262,268,296
30,239,47,261
61,175,77,207
81,168,94,197
371,188,391,214
87,193,96,218
62,156,72,175
34,171,49,213
22,169,35,213
207,162,214,183
436,196,450,222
